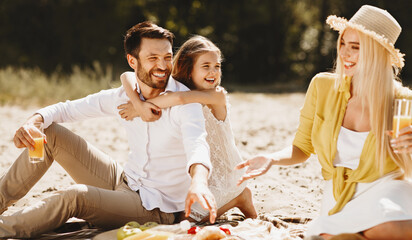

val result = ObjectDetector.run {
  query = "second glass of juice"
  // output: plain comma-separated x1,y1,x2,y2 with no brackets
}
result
393,99,412,138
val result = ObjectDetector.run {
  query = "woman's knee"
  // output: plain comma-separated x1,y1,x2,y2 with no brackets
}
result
364,220,412,240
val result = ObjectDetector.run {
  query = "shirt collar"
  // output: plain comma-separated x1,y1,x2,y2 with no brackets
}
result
338,75,352,93
135,76,177,100
162,76,178,94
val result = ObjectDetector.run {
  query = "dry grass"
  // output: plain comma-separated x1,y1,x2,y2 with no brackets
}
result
0,63,120,107
0,64,310,108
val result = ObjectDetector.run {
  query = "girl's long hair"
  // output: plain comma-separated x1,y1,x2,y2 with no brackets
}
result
172,35,221,90
334,28,411,179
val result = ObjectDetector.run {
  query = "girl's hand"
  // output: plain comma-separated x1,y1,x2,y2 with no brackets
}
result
117,101,161,122
215,86,227,94
390,126,412,153
204,86,227,96
118,101,140,121
235,155,273,185
138,101,162,122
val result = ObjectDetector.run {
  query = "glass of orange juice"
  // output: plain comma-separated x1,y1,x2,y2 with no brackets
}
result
393,99,412,138
28,122,45,163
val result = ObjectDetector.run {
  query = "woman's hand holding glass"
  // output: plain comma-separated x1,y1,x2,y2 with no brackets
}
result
391,99,412,153
391,126,412,153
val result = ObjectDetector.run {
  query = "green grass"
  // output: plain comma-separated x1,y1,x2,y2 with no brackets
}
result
0,63,121,107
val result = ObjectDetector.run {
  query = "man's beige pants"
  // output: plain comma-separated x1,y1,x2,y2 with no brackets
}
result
0,123,175,238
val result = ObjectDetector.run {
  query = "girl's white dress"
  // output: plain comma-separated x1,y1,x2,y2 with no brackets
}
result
307,127,412,235
189,100,246,221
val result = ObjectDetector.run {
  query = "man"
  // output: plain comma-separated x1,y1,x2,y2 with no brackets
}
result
0,21,216,238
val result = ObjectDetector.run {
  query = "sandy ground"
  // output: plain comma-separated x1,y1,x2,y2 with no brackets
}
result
0,92,324,237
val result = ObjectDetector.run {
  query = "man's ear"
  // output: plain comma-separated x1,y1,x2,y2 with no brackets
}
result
126,54,138,70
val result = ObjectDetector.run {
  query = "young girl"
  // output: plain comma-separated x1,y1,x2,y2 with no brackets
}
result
117,35,257,222
237,5,412,239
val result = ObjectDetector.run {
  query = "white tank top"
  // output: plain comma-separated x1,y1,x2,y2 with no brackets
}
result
333,126,369,170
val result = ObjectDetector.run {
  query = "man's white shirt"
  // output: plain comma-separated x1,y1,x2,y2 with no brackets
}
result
37,77,211,213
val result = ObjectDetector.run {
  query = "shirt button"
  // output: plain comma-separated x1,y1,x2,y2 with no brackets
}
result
343,174,348,180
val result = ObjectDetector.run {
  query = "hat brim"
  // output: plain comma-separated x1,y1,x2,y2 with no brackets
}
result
326,15,405,68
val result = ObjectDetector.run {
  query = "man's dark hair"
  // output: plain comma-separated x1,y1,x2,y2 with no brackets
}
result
124,21,174,59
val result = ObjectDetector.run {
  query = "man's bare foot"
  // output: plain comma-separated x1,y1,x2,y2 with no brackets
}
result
236,187,257,219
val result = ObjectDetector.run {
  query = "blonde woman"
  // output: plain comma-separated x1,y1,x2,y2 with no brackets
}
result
236,5,412,240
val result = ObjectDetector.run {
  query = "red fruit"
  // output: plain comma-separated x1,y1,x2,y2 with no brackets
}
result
219,227,231,235
187,226,201,234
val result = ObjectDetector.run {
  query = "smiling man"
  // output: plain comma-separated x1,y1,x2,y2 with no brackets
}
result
0,21,216,238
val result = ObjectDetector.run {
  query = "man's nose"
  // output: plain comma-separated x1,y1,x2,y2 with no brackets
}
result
157,59,167,70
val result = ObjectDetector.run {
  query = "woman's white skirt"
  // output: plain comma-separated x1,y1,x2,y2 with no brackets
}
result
307,172,412,236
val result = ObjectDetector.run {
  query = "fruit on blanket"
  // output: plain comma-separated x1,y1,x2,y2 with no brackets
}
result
187,226,201,234
117,221,160,239
127,221,141,228
117,221,142,240
123,230,175,240
193,226,227,240
180,220,192,231
218,227,230,235
139,221,159,231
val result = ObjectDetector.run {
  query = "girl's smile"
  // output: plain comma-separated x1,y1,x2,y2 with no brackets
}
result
191,51,222,90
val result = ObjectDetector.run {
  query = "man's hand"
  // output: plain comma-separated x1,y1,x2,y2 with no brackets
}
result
13,114,46,150
117,101,161,122
235,155,273,186
186,164,217,223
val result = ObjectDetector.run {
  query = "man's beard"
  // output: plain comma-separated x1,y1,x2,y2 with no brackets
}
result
136,61,171,89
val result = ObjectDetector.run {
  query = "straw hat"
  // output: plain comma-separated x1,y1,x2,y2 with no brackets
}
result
326,5,405,68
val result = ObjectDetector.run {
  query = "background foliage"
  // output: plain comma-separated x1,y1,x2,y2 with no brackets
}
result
1,0,411,94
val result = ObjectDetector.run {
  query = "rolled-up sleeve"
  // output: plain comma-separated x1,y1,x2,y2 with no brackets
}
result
175,103,212,178
36,88,121,128
293,76,318,156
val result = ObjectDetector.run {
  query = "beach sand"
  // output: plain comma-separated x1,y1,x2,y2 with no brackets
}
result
0,92,324,238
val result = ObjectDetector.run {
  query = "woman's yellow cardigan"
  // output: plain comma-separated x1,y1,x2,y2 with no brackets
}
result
293,72,399,215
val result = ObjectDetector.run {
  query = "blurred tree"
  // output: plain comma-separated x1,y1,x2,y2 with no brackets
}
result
0,0,130,73
0,0,410,88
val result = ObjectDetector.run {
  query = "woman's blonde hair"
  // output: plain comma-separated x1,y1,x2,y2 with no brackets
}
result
335,28,412,179
172,35,222,90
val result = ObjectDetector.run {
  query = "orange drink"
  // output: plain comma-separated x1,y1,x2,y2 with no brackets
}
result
29,137,44,162
393,99,412,138
393,115,412,138
28,122,45,163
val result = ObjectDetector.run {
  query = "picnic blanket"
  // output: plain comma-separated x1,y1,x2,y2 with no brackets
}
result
30,214,311,240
